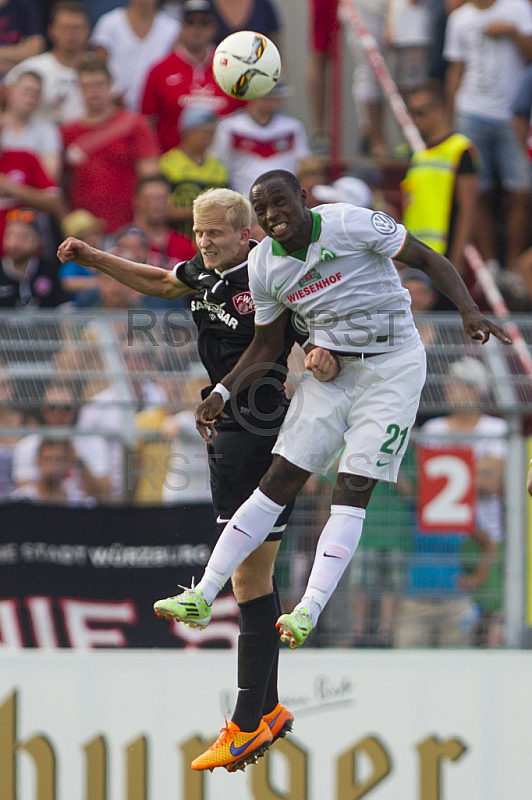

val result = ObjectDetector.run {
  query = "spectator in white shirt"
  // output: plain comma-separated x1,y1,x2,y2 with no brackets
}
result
444,0,532,270
211,82,310,196
91,0,181,111
5,1,90,125
1,70,62,181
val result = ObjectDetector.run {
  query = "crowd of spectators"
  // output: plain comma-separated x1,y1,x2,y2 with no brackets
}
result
0,0,528,649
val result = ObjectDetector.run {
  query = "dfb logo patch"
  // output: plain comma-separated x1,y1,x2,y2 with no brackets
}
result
233,291,255,315
371,211,397,235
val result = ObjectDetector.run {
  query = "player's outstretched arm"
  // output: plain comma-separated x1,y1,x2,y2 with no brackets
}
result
57,237,192,300
194,312,289,443
397,236,512,345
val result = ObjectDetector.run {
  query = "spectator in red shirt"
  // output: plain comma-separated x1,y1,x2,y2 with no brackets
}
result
132,174,196,269
141,0,243,154
0,141,62,254
62,57,160,232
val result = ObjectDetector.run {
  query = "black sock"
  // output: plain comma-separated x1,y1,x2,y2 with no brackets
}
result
262,574,282,715
231,591,280,733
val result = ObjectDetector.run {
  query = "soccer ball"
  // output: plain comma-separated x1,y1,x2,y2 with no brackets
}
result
212,30,281,101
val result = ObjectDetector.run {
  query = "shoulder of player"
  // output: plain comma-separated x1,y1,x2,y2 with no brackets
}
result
174,251,206,284
316,202,376,235
247,237,272,268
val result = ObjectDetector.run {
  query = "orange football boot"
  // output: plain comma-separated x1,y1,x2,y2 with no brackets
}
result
262,703,294,743
191,718,272,772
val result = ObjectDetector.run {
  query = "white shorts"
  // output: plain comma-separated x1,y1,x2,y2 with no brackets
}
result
273,340,426,483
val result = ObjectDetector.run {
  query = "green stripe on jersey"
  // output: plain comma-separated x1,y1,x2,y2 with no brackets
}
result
271,211,322,261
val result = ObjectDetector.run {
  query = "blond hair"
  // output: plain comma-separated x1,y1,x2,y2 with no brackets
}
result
193,188,252,230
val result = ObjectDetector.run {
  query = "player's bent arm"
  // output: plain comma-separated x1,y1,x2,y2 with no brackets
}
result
447,172,478,274
397,236,477,314
397,235,511,344
219,311,289,396
194,312,289,440
56,238,193,299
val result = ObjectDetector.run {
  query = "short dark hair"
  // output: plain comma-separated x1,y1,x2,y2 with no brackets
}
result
406,79,446,107
77,56,112,81
134,174,171,195
49,1,90,25
251,170,301,196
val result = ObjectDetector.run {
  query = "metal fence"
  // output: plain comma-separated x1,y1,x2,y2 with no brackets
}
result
1,309,531,648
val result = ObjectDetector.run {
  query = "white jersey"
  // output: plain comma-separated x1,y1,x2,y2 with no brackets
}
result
444,0,532,121
210,110,310,196
248,204,420,353
90,8,181,111
5,53,86,125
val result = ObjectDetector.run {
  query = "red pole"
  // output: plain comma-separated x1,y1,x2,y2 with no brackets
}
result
329,7,342,179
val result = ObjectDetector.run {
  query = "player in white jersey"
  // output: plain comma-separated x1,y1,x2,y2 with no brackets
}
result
154,168,510,690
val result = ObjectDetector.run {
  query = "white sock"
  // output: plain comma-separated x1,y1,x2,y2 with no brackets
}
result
297,505,365,626
196,488,285,605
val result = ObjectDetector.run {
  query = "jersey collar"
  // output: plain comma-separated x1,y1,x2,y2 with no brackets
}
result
214,241,258,279
271,211,321,261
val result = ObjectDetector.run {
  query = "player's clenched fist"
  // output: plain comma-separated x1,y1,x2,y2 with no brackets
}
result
304,347,340,382
57,237,95,267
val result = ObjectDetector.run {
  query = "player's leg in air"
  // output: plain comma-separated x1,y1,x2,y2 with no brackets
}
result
155,342,425,655
155,427,294,772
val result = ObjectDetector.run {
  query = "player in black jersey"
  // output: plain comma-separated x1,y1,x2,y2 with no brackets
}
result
58,187,338,772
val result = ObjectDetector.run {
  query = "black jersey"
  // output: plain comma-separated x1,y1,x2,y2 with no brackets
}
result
174,244,307,429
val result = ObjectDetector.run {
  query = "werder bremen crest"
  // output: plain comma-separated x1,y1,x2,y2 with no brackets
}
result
320,246,337,260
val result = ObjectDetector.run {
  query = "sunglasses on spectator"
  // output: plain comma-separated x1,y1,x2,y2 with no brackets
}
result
47,404,77,411
6,209,37,225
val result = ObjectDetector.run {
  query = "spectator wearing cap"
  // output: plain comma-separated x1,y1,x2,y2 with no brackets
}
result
0,208,68,307
397,357,507,648
211,81,311,196
209,0,281,47
59,209,106,300
312,175,374,209
5,2,91,126
399,267,438,313
159,105,228,239
399,266,439,347
402,81,479,305
61,57,160,233
90,0,181,112
141,0,244,154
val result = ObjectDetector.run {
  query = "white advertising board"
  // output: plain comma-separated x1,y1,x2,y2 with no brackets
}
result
1,650,530,800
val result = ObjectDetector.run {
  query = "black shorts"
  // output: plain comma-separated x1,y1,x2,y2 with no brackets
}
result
208,425,293,542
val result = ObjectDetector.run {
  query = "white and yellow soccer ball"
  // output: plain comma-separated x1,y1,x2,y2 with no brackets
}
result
212,30,281,101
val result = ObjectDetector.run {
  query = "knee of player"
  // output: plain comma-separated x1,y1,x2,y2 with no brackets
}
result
232,562,268,600
259,457,309,505
333,473,378,509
